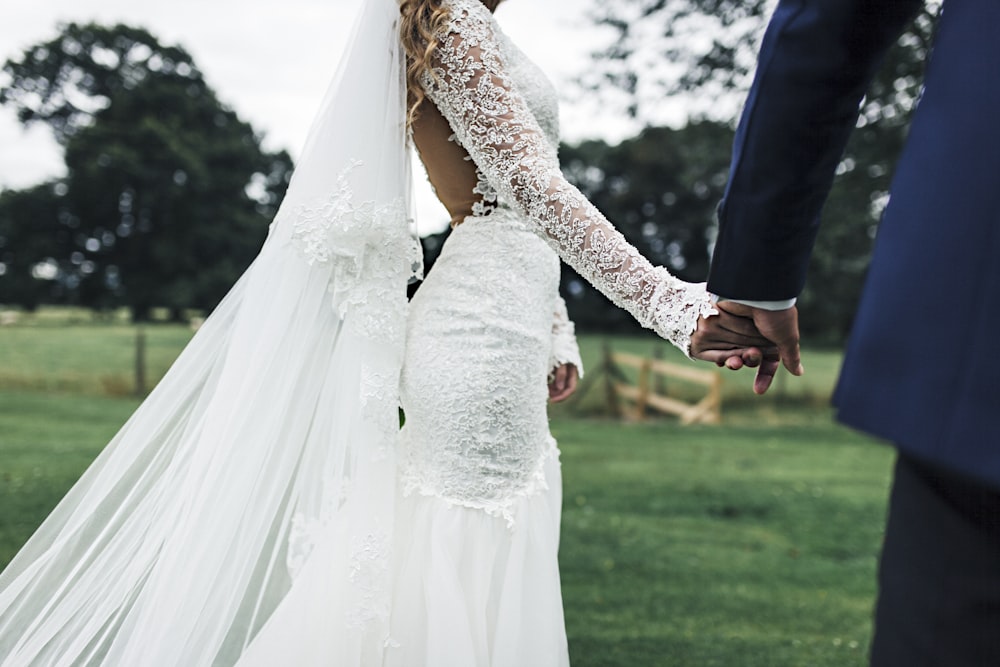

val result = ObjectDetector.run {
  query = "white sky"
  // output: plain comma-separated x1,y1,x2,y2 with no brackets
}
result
0,0,689,233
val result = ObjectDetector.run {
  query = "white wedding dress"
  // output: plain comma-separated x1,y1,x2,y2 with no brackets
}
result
0,1,715,665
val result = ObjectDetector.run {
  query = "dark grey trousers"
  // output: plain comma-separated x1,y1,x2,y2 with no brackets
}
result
870,454,1000,667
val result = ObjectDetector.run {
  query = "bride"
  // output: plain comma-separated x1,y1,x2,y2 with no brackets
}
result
0,0,768,664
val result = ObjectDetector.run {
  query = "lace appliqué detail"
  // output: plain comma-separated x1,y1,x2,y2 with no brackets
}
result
400,430,560,531
398,204,573,529
470,165,498,218
361,365,399,461
285,474,354,579
286,514,322,579
275,161,420,344
285,162,360,266
273,159,409,634
422,0,716,354
346,530,391,630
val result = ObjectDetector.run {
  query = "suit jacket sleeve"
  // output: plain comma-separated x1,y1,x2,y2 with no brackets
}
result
707,0,923,301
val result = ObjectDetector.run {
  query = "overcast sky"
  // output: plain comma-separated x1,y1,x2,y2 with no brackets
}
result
0,0,689,232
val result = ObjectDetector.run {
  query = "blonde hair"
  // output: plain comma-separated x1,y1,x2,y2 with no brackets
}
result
399,0,450,127
398,0,501,126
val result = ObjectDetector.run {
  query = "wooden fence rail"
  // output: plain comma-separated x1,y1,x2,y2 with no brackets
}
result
595,343,721,424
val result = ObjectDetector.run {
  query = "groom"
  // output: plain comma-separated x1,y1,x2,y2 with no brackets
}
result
702,0,1000,664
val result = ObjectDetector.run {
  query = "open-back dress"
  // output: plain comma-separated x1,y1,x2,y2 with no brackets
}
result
0,1,714,665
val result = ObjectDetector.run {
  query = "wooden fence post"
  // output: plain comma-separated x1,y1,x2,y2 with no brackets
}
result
635,357,652,421
606,343,723,425
602,340,621,418
652,345,667,396
134,326,147,397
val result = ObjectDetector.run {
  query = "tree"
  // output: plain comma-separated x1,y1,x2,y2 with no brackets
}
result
582,0,938,127
0,183,71,310
560,122,734,331
0,23,292,319
1,23,202,144
580,0,940,340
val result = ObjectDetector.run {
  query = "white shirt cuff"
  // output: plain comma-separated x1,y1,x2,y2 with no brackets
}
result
710,295,797,311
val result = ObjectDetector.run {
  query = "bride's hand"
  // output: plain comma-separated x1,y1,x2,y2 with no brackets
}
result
689,306,778,371
548,363,579,403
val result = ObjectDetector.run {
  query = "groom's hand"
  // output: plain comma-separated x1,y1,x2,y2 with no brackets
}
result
689,308,777,371
714,301,804,395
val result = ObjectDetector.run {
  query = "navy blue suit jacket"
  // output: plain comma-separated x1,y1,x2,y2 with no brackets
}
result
708,0,1000,486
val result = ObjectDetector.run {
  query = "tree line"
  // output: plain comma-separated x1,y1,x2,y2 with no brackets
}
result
0,24,292,321
1,3,937,339
566,0,937,341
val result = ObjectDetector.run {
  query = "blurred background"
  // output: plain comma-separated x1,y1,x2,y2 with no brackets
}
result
0,1,939,665
0,0,938,336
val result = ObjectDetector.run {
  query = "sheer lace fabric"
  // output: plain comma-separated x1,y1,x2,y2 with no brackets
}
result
392,200,572,661
420,0,717,356
399,209,564,526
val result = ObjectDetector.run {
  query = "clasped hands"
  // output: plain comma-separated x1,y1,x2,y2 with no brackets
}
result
690,302,804,395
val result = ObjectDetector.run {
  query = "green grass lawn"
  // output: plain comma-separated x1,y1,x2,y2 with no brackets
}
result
0,313,846,410
0,391,140,565
553,417,892,666
0,392,892,666
0,323,193,396
0,314,892,665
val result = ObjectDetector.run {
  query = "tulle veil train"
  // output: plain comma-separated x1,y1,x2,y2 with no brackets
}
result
0,0,419,663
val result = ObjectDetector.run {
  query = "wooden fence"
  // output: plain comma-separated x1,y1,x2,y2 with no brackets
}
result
578,342,722,424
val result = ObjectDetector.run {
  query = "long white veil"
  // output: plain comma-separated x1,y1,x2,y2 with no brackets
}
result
0,0,417,663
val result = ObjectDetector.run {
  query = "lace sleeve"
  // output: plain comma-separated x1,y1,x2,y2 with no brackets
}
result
419,0,717,355
550,295,584,378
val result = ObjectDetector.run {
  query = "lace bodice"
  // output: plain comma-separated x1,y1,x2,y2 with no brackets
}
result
418,0,716,354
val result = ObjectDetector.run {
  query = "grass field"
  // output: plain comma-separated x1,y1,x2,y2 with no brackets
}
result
0,312,846,409
0,313,894,666
553,417,891,666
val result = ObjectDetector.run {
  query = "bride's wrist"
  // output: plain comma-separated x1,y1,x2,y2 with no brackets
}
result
647,272,717,357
